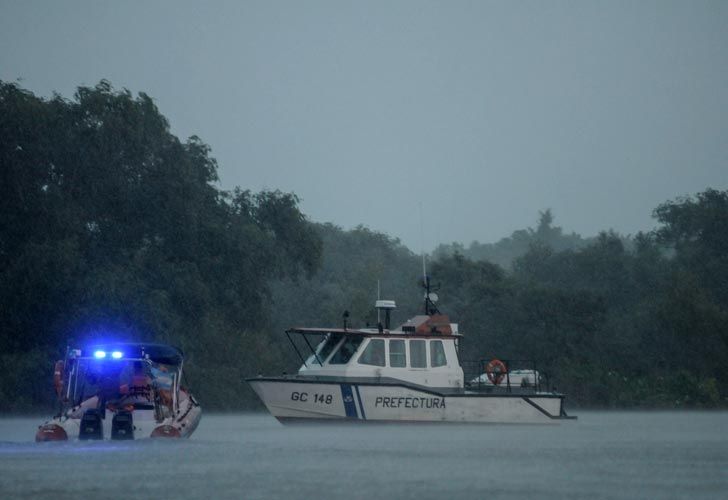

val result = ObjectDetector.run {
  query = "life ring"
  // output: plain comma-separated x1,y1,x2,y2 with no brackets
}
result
485,359,507,385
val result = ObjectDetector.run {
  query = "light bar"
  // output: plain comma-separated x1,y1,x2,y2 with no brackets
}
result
111,351,123,359
93,350,107,359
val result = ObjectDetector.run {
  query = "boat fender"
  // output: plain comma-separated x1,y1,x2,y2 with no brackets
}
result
485,359,507,385
151,425,181,438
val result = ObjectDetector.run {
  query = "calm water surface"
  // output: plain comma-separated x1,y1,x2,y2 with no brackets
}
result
1,412,726,499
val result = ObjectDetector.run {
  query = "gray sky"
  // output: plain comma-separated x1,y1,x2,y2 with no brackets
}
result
2,0,726,251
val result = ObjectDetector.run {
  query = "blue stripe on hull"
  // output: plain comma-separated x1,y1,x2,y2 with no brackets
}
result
354,386,366,420
340,384,358,418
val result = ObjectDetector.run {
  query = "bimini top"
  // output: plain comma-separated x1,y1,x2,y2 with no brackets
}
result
74,343,184,366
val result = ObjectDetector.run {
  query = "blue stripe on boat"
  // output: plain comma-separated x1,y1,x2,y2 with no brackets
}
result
340,384,358,418
354,385,366,420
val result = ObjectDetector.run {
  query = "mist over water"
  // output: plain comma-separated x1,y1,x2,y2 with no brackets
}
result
1,412,726,499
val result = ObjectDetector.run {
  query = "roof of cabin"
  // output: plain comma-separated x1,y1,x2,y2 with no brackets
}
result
286,327,461,338
286,313,459,338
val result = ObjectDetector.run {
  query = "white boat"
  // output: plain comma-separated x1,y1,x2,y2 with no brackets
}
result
248,279,576,424
36,343,201,441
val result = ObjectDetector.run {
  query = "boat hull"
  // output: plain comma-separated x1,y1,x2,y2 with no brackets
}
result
36,389,202,441
248,377,573,424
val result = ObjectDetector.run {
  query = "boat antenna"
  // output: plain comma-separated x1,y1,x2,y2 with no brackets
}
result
419,201,427,287
424,275,430,315
377,280,381,324
419,201,428,314
423,275,441,315
419,202,439,315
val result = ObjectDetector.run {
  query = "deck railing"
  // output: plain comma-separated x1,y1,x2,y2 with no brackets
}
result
462,359,550,393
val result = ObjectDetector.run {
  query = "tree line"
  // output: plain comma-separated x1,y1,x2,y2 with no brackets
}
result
430,191,727,408
0,80,320,410
1,80,726,411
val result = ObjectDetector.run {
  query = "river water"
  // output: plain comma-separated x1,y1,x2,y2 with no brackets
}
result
1,411,726,499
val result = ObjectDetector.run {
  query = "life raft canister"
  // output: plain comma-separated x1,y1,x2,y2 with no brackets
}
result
485,359,508,385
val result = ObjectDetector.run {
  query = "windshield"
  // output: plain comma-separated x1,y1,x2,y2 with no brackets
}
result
328,336,364,364
67,358,179,410
70,358,134,405
305,333,343,365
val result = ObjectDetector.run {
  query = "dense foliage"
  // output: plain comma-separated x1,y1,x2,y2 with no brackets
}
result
2,80,726,411
431,192,728,408
432,209,593,269
297,197,728,408
271,224,424,333
0,81,321,410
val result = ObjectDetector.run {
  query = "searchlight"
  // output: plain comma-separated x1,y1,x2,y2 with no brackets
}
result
111,351,123,359
93,350,107,359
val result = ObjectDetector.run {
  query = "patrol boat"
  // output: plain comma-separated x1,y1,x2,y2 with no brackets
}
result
248,279,576,424
36,343,201,441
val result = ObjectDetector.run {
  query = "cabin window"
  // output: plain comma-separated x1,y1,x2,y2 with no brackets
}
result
389,339,406,367
430,340,447,367
410,340,426,368
358,339,385,366
329,336,364,364
310,333,343,365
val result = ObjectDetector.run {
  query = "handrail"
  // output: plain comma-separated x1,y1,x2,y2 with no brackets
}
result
285,330,309,367
462,358,547,393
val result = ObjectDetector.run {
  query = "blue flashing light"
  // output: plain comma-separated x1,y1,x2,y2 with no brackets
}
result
111,351,123,359
93,350,107,359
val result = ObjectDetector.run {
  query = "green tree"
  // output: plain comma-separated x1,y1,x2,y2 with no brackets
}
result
0,80,322,410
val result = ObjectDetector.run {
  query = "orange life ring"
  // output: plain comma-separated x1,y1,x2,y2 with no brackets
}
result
485,359,507,385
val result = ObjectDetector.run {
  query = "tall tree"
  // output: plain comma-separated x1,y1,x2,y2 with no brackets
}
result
0,80,322,410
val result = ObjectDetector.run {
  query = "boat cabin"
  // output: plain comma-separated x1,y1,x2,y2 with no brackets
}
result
287,311,465,389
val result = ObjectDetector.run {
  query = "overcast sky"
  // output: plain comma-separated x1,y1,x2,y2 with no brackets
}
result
2,1,726,251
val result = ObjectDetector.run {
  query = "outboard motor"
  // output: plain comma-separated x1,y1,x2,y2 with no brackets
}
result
111,410,134,440
79,409,104,440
